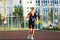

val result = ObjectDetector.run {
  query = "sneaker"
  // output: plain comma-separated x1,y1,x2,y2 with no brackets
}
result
27,35,31,39
31,36,34,40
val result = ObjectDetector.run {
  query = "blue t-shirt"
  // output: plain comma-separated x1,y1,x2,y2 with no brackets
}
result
28,13,37,24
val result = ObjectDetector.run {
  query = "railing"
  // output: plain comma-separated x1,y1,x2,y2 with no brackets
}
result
0,7,60,31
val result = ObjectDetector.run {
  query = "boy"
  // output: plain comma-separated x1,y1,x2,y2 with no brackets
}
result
26,7,38,40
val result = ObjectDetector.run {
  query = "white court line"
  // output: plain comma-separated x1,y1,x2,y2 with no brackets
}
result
34,29,60,32
34,29,40,30
43,30,60,32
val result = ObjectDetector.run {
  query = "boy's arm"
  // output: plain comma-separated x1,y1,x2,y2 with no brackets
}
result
26,16,28,18
26,13,30,19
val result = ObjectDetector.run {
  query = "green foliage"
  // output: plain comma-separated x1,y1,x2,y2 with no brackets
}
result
0,14,2,24
48,8,57,22
48,8,53,22
38,20,42,24
58,22,60,29
0,14,1,20
21,21,28,28
13,5,23,18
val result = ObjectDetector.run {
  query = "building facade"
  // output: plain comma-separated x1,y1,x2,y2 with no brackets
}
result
22,0,36,17
36,0,60,28
36,0,60,15
22,0,60,17
22,0,60,28
0,0,21,17
0,0,13,17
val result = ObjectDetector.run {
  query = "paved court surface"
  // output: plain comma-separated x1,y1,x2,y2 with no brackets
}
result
0,30,60,40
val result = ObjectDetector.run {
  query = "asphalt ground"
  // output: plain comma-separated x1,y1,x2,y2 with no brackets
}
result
0,30,60,40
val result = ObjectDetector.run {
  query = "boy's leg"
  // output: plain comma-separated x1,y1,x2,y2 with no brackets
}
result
28,23,34,40
28,28,34,40
28,24,32,39
30,24,34,40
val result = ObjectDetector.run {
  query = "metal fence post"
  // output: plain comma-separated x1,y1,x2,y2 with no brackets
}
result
16,14,18,28
24,17,26,30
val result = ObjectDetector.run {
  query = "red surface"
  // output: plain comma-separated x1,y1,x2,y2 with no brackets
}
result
0,30,60,40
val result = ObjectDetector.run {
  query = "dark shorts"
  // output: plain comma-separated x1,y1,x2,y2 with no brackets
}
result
29,23,34,29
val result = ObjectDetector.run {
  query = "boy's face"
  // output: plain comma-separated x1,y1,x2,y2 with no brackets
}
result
31,10,34,14
30,9,35,16
30,7,35,15
31,8,35,12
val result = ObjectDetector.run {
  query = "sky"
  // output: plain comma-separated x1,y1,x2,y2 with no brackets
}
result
0,0,20,15
13,0,20,6
7,0,20,7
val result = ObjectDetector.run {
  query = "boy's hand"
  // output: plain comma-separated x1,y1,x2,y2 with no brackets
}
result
26,16,29,20
26,16,28,19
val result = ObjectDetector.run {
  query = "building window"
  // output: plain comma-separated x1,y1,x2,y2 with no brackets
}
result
56,1,58,4
30,7,31,9
36,1,37,3
48,1,49,3
55,1,56,4
38,0,40,3
51,1,52,3
44,1,45,3
27,1,29,3
30,1,32,3
38,3,40,6
27,10,29,12
41,1,43,3
54,1,58,4
20,0,22,4
27,7,29,9
53,1,55,4
45,1,47,3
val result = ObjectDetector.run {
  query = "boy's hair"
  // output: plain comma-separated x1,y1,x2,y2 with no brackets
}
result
31,7,34,10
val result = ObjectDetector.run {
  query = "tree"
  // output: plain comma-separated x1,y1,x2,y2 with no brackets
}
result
0,14,1,20
13,5,23,18
0,14,2,25
48,8,57,23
